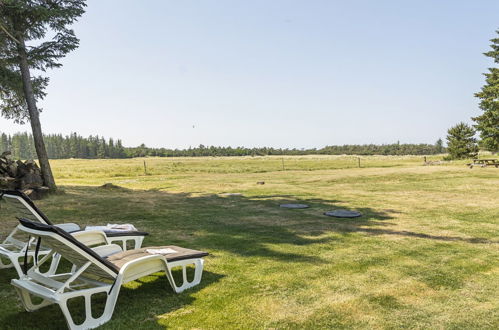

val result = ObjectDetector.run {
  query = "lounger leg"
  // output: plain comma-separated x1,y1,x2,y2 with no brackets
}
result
133,236,144,249
58,286,120,330
0,253,26,277
13,286,54,311
12,254,27,278
107,236,145,250
166,259,204,293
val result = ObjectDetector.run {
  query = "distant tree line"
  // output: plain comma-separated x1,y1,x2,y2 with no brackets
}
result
127,141,444,158
0,132,127,159
0,131,446,159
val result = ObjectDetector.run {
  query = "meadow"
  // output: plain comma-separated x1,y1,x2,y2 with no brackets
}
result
0,155,498,329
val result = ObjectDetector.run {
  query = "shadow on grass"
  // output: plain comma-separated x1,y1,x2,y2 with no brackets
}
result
357,228,496,244
88,187,494,244
38,186,399,263
4,186,493,265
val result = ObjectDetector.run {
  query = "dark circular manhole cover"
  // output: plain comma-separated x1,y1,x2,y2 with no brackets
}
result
280,203,310,209
324,210,362,218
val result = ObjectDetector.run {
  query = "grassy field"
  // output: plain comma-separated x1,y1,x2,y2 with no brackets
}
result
1,155,498,329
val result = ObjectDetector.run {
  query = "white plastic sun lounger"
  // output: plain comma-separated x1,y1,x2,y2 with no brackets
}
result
0,190,148,277
11,218,208,330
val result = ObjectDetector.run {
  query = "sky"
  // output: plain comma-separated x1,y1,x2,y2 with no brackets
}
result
1,0,498,149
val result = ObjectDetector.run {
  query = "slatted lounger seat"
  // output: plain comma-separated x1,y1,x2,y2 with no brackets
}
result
11,218,208,330
0,189,148,277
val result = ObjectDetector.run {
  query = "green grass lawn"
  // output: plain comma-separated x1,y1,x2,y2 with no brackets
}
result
1,155,498,329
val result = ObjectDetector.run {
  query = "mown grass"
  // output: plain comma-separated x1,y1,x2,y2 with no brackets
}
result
0,155,498,329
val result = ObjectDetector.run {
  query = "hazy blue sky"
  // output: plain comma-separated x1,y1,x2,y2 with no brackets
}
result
1,0,498,148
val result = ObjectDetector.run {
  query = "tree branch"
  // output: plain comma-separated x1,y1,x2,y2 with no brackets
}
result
0,22,20,45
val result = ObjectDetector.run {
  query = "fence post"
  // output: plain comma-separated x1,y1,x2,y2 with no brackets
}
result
143,160,147,175
358,157,361,168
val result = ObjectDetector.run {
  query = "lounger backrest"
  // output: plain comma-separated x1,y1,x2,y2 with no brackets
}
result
18,218,118,283
0,190,52,225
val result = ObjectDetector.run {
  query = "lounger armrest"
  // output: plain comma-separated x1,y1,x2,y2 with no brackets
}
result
71,230,110,247
54,223,81,233
117,254,167,284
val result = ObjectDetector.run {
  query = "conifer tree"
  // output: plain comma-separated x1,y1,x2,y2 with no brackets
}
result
108,138,115,158
473,30,499,152
435,138,444,153
97,138,106,158
0,1,86,190
446,123,479,159
0,132,8,151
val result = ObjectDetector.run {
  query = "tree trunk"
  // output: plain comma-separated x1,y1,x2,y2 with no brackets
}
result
15,35,57,191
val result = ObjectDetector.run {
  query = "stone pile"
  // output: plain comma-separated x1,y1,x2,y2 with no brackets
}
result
0,151,49,199
423,160,443,166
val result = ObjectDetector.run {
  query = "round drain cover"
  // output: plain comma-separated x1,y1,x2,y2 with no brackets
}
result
280,203,310,209
324,210,362,218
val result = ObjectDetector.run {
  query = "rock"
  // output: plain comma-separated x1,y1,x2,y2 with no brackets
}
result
256,181,265,185
23,188,34,196
20,172,44,189
1,151,12,159
100,183,124,190
16,160,28,176
0,152,44,191
23,186,50,200
0,176,17,189
8,163,17,177
423,161,443,166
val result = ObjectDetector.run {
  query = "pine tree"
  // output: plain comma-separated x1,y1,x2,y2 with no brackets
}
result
87,135,96,158
116,139,125,158
435,138,444,153
0,1,86,190
446,123,479,159
69,132,78,158
108,138,115,158
473,30,499,152
10,133,21,158
0,132,8,152
97,138,106,158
